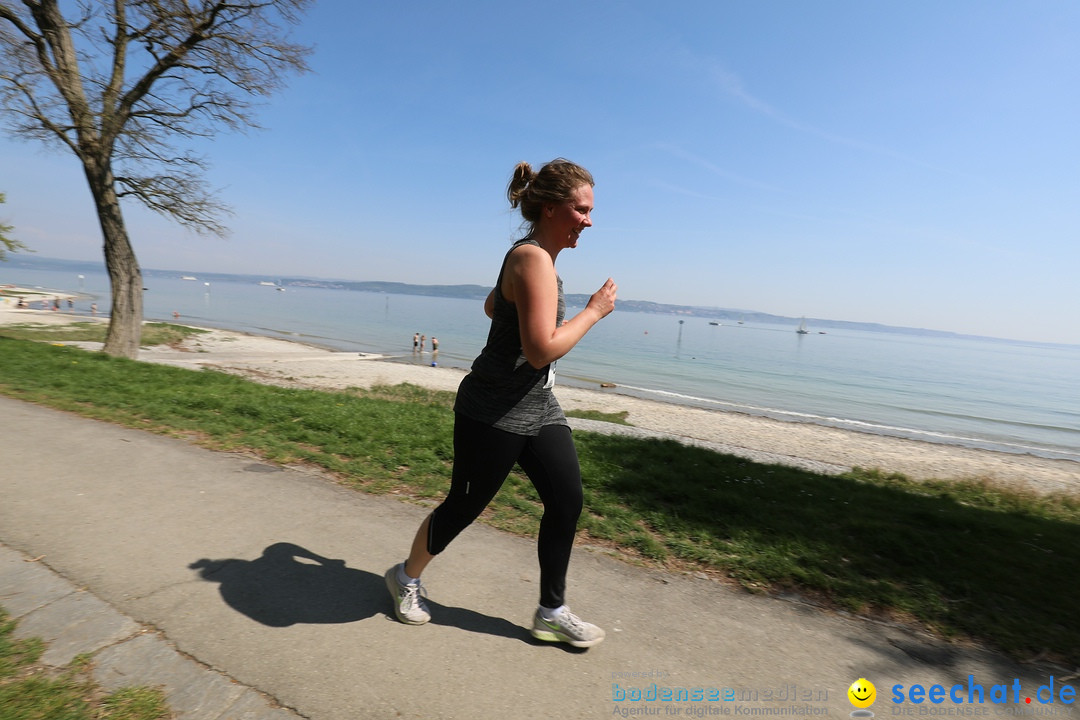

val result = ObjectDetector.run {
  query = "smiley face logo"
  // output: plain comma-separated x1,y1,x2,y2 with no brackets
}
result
848,678,876,708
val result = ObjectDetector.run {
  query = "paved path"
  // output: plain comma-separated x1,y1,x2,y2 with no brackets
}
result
0,396,1055,719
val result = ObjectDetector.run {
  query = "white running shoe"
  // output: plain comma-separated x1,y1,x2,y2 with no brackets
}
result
530,607,605,648
384,564,430,625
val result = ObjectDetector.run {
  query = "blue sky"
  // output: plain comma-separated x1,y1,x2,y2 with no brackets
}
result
2,1,1078,344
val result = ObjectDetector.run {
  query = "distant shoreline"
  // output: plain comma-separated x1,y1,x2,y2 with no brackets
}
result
2,297,1077,497
4,277,1079,466
7,255,1076,348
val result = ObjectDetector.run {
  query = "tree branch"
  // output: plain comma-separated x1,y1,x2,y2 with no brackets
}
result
1,0,313,235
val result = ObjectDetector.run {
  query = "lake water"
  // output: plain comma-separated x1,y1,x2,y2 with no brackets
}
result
5,265,1079,464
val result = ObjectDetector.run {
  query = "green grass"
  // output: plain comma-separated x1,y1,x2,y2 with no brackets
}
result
0,321,206,346
0,334,1077,664
566,408,631,425
0,608,170,720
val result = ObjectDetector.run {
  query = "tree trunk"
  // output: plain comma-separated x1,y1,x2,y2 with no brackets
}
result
84,155,143,358
101,221,143,359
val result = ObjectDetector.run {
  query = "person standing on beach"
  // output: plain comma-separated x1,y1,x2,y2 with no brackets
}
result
413,333,420,352
385,158,617,648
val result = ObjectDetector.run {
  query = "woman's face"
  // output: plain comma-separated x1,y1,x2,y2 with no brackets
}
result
545,183,594,249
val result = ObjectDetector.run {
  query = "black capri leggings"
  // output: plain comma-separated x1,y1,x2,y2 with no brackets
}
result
427,413,584,609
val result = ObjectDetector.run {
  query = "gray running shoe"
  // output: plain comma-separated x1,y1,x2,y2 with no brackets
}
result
530,608,605,648
384,564,430,625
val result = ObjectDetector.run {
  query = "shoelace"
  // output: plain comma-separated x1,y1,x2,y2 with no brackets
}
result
400,581,428,610
555,610,585,634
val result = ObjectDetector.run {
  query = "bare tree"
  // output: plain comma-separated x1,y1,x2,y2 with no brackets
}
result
0,0,312,357
0,192,28,260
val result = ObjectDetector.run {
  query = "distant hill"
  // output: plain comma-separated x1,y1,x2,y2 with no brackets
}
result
285,279,492,300
0,255,1035,344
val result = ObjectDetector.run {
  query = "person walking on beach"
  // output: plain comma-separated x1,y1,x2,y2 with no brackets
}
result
385,158,617,648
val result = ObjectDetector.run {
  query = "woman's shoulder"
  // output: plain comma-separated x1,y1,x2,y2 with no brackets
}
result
505,243,553,280
506,238,550,260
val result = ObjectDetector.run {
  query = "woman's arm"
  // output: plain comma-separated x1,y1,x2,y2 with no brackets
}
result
505,244,616,368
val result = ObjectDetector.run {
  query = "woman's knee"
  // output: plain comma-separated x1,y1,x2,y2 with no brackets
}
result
541,483,583,528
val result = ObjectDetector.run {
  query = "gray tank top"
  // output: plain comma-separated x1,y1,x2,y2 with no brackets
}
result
453,239,567,435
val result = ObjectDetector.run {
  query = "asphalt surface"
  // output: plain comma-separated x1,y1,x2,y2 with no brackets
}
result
0,395,1062,719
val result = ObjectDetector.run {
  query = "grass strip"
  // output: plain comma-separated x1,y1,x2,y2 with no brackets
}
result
0,321,205,346
0,607,170,720
0,333,1077,663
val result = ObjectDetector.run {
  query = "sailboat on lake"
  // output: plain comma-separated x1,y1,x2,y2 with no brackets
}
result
796,317,809,334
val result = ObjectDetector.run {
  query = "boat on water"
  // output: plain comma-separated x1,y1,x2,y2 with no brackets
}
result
708,321,720,326
180,276,197,281
796,317,809,334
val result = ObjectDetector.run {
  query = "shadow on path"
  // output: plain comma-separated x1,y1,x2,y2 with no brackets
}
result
189,542,527,643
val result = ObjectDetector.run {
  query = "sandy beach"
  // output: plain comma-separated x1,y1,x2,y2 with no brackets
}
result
3,299,1078,496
